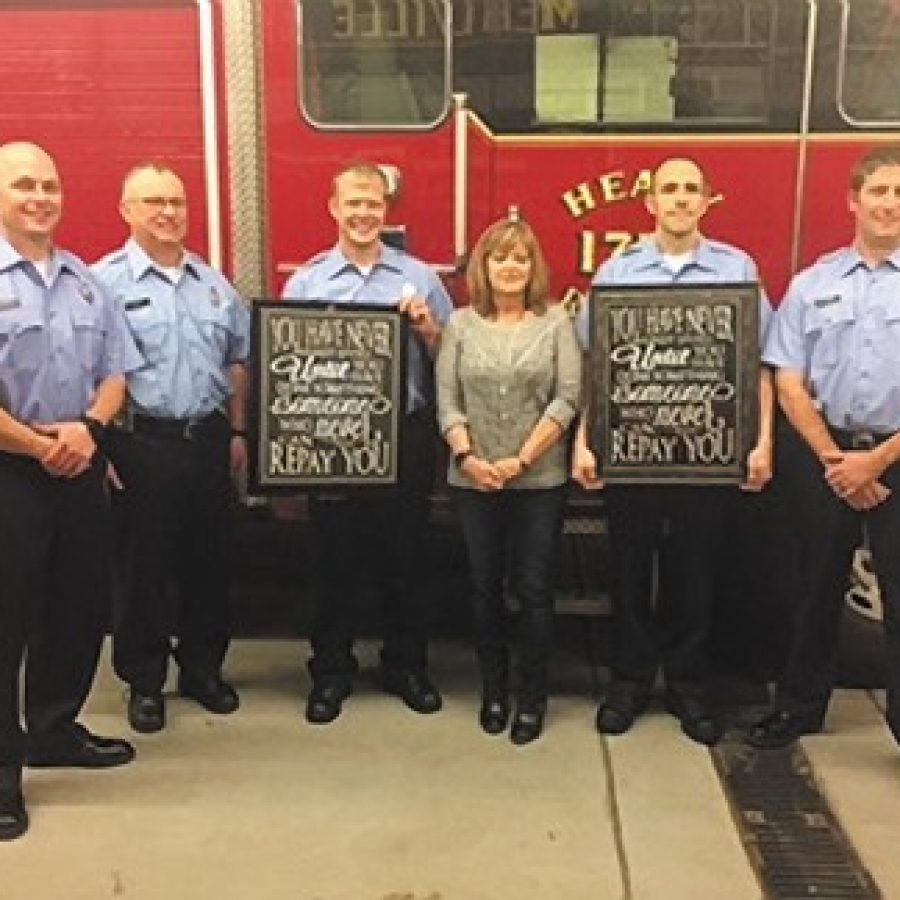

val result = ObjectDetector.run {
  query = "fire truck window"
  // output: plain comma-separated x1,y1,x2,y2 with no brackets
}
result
299,1,448,128
453,0,806,133
837,0,900,125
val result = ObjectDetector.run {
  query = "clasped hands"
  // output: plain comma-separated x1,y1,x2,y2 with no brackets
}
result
30,420,96,478
461,454,527,491
821,449,891,511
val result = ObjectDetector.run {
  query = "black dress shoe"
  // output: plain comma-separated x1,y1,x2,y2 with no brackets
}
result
479,695,510,735
0,767,28,842
27,724,135,769
383,671,442,714
510,706,545,745
178,673,239,715
128,691,165,734
306,682,352,724
596,683,650,735
746,709,822,748
665,693,721,747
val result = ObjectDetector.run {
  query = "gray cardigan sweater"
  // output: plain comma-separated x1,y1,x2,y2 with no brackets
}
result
436,304,582,489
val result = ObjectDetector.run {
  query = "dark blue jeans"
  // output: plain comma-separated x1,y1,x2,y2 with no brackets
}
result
453,485,567,706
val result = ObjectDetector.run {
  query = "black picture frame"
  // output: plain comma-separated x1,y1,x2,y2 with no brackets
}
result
249,301,408,491
587,283,760,485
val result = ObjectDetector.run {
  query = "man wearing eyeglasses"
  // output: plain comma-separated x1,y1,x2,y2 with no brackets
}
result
0,142,142,840
93,163,250,735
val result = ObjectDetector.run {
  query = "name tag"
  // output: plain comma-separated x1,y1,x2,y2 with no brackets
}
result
124,297,152,311
0,296,21,311
814,294,841,308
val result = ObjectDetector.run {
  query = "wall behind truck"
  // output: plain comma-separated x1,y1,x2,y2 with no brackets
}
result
0,1,210,264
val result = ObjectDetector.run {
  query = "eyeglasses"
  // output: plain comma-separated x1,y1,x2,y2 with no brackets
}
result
133,196,187,210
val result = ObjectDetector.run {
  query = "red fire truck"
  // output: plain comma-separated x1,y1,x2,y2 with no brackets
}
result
1,0,898,301
1,0,897,673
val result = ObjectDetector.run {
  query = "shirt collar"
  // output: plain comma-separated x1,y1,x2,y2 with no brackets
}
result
0,233,79,280
829,245,900,278
319,241,404,281
633,236,717,273
125,237,200,282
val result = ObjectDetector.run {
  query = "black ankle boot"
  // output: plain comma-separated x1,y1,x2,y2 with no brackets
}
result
510,702,546,745
0,766,28,841
479,685,510,735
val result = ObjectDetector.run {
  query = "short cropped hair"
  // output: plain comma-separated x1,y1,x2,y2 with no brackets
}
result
331,162,389,198
648,156,711,195
120,161,181,202
850,145,900,192
466,218,550,317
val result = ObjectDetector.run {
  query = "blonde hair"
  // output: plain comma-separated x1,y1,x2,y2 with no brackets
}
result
466,218,549,317
331,161,389,199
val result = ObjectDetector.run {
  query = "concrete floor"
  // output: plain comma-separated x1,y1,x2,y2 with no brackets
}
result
2,640,897,900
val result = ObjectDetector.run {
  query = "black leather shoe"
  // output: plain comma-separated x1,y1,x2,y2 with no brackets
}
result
746,709,822,748
665,693,721,746
596,683,650,735
178,673,239,715
383,671,442,714
479,695,510,735
27,724,135,769
510,706,545,745
128,691,165,734
306,682,351,724
0,767,28,841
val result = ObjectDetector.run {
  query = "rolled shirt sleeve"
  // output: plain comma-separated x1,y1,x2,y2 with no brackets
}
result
542,307,582,429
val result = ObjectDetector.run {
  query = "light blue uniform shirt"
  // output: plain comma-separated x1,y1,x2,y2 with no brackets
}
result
281,243,453,414
577,237,771,347
92,239,250,420
763,246,900,433
0,235,142,422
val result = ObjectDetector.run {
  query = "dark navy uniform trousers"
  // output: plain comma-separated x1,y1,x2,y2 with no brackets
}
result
0,453,112,766
105,413,232,695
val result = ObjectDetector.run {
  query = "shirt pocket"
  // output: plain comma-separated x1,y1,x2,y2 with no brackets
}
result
125,301,170,366
3,304,45,372
804,298,854,368
189,303,232,364
879,305,900,361
69,304,107,373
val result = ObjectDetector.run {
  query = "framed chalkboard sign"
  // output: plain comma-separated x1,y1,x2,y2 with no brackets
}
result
249,302,407,490
588,283,759,484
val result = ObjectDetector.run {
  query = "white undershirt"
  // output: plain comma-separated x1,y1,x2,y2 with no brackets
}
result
160,266,183,284
662,252,693,274
32,258,50,284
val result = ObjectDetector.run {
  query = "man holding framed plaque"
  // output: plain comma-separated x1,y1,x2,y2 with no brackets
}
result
748,146,900,748
282,162,452,724
573,157,773,745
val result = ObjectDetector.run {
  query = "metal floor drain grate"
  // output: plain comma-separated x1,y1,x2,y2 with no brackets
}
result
713,727,881,899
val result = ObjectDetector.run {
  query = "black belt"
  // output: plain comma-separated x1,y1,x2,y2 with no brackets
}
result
829,426,895,450
130,412,228,442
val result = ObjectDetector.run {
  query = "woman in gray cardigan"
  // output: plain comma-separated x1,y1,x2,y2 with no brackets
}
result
436,218,582,744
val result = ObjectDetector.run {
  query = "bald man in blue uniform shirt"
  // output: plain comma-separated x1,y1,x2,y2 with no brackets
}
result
95,163,250,735
0,142,142,841
282,162,453,724
749,145,900,748
574,157,774,746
